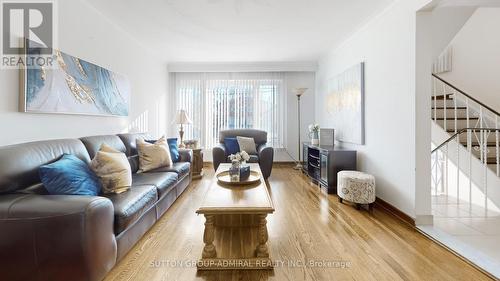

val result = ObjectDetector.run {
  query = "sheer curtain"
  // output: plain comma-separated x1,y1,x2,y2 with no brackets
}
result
172,72,286,149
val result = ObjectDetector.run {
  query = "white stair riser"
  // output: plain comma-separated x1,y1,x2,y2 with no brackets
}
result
432,108,469,119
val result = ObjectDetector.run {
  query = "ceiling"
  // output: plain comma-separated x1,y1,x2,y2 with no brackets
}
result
85,0,394,62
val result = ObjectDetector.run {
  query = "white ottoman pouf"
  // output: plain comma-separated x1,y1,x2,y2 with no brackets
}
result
337,171,376,210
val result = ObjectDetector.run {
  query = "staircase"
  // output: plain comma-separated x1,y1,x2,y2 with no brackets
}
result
431,74,500,211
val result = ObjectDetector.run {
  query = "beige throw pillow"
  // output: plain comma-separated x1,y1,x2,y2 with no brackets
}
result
237,136,257,154
137,136,173,172
90,144,132,194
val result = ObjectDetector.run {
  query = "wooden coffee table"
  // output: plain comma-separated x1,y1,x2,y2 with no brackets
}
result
196,163,275,270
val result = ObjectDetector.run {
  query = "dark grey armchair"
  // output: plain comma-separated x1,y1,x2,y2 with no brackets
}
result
212,129,274,179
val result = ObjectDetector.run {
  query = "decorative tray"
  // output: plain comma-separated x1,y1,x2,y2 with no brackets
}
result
216,170,261,185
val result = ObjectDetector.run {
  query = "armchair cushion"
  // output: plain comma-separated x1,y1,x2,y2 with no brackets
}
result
237,136,257,154
224,138,240,155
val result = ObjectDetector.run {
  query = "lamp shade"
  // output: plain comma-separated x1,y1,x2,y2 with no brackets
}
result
294,88,308,97
174,110,192,125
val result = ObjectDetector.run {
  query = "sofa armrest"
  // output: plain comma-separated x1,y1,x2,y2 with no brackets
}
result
258,144,274,179
178,148,193,163
212,143,227,171
0,194,116,281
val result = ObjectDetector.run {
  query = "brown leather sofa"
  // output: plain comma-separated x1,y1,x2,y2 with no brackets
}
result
0,133,192,281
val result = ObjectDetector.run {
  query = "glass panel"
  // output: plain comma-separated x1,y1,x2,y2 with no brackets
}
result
320,153,328,182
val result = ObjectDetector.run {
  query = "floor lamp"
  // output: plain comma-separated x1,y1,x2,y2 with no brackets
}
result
293,88,308,170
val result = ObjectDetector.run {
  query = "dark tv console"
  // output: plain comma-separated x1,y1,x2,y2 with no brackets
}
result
302,143,357,194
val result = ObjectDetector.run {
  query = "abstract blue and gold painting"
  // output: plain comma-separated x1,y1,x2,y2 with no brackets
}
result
21,40,130,116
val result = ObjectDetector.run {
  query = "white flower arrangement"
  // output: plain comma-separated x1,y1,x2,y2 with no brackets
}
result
308,124,320,133
229,151,250,163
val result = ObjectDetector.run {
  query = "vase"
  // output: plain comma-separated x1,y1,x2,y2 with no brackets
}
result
311,131,319,145
239,165,251,181
229,160,240,182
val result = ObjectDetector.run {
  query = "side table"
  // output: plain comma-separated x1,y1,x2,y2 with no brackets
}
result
191,148,204,179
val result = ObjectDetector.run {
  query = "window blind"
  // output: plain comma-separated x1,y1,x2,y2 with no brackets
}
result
172,72,286,149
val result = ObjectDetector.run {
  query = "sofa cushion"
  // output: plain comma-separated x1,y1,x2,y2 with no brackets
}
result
0,139,90,194
117,133,152,156
104,185,158,234
148,162,190,178
80,135,126,159
132,172,178,198
226,155,259,163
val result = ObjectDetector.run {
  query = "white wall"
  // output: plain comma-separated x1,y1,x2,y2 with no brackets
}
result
439,8,500,113
316,0,431,218
0,0,169,146
430,6,476,58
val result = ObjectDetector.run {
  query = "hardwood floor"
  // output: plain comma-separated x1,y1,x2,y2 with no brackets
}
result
104,165,492,281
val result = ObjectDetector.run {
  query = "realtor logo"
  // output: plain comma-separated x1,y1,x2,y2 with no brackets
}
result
1,1,55,69
2,1,53,54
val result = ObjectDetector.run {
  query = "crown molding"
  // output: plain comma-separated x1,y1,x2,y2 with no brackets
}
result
168,61,318,73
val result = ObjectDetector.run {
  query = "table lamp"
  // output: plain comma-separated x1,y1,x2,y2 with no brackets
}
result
174,109,192,148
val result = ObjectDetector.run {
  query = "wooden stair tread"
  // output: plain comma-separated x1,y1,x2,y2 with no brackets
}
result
432,107,467,110
431,96,453,101
435,117,479,120
460,142,497,147
487,158,498,164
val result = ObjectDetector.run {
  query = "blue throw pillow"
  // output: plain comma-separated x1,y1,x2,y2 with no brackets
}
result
224,137,240,155
145,138,180,162
39,154,101,196
167,138,180,162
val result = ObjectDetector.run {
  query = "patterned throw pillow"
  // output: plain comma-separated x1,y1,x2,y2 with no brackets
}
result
90,144,132,194
237,136,257,154
146,137,180,162
137,136,173,172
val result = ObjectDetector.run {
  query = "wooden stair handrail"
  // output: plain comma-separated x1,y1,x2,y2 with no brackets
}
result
432,128,500,153
432,73,500,117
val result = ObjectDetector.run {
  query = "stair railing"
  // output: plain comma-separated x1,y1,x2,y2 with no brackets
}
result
432,74,500,177
432,74,500,215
